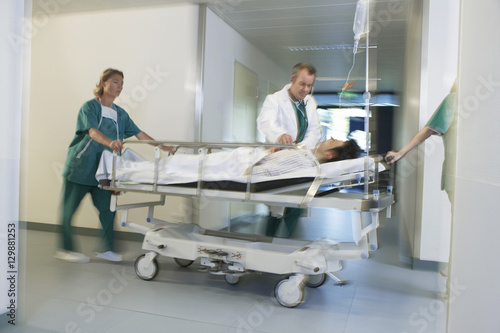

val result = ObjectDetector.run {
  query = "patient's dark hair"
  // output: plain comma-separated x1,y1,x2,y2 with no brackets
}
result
326,139,361,162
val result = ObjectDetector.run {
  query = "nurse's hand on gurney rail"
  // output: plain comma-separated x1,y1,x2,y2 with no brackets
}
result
384,150,403,164
107,139,174,154
384,127,435,164
135,131,175,155
158,145,176,154
108,139,123,154
89,128,124,153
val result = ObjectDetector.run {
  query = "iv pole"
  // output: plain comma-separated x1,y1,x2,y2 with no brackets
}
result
362,0,371,199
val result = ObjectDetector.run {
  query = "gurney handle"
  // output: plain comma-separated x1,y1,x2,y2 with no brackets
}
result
121,222,151,235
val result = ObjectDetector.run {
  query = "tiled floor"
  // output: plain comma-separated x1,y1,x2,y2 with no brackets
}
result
0,208,447,332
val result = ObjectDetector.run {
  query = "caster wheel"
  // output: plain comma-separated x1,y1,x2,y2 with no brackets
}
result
174,258,194,267
224,274,240,285
304,273,327,288
134,254,159,281
274,277,305,308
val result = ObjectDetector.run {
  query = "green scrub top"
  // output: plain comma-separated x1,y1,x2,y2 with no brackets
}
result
426,92,456,136
425,92,457,192
62,99,141,186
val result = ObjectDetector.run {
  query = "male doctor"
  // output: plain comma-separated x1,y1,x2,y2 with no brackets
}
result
257,62,321,149
257,62,322,238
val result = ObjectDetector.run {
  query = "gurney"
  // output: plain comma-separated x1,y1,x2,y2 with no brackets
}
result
99,141,394,307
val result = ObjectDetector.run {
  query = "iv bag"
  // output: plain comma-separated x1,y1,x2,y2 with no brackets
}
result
353,0,367,41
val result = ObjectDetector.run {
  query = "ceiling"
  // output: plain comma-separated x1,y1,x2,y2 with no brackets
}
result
32,0,411,93
210,0,410,93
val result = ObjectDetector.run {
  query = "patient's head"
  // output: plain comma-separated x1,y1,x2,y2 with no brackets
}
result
315,138,361,163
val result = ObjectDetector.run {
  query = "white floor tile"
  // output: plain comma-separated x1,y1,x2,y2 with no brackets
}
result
101,312,235,333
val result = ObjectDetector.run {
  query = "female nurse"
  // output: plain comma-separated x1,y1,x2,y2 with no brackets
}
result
54,68,168,263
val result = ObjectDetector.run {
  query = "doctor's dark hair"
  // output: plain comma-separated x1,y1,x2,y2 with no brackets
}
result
93,68,124,98
291,62,317,79
325,139,361,162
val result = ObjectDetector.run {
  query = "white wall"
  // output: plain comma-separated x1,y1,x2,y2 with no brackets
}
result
396,0,458,263
0,0,26,315
22,5,199,230
202,8,288,143
447,0,500,331
197,7,288,229
418,0,459,261
22,4,289,233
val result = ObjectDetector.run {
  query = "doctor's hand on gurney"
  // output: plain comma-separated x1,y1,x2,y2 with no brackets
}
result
277,133,294,145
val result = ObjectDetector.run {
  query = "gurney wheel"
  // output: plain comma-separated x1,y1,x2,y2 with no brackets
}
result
174,258,194,267
274,278,305,308
224,274,240,285
134,254,159,281
304,273,327,288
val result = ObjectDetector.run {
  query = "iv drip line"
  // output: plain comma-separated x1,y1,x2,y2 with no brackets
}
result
339,0,367,109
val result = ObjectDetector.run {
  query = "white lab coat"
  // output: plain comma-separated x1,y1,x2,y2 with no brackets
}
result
257,84,321,150
257,84,321,219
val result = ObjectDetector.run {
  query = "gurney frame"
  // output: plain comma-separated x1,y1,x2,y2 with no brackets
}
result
101,141,394,308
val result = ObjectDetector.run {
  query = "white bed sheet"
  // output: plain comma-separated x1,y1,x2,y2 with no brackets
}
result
96,148,383,185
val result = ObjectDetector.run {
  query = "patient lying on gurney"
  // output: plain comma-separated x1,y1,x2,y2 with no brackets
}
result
250,138,361,176
97,138,361,184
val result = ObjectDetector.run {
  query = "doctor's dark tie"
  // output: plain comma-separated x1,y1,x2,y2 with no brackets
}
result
293,100,308,143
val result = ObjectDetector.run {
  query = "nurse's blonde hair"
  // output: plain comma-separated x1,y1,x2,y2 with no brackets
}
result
93,68,124,98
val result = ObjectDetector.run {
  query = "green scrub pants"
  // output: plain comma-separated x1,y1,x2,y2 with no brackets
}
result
60,179,115,252
265,208,303,238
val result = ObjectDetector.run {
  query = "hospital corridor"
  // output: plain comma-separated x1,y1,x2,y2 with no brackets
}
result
1,0,500,332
